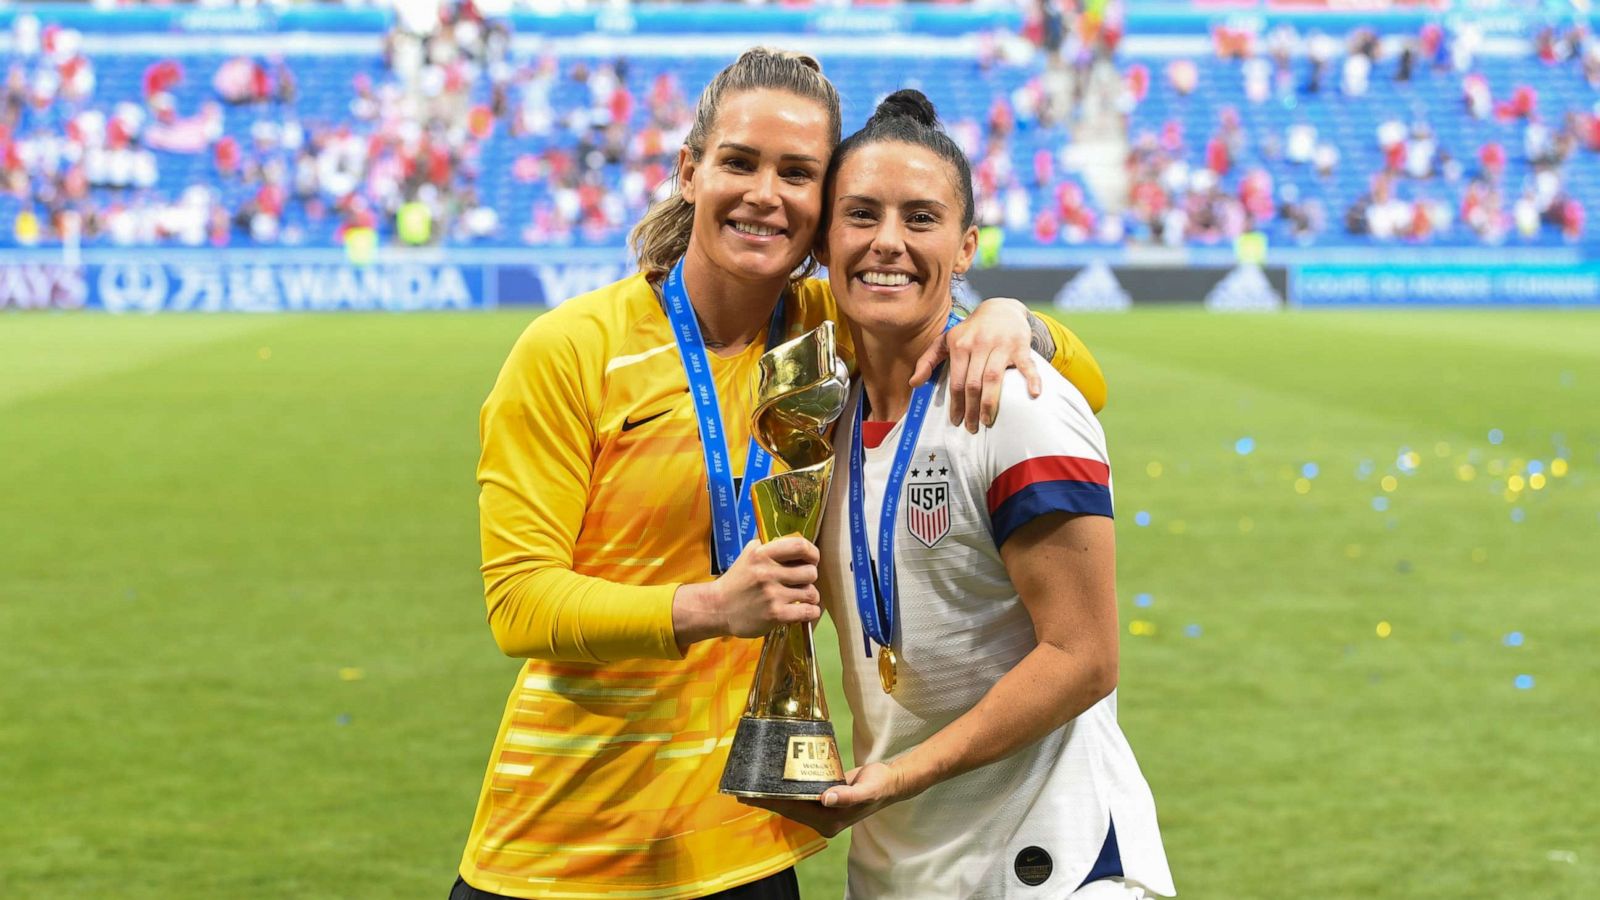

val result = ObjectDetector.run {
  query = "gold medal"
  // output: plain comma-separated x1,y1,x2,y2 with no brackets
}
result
877,646,897,694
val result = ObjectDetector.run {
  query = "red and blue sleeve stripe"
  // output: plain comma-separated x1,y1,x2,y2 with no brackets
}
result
987,456,1113,546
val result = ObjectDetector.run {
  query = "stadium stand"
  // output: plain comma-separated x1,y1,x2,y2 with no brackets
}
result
3,3,1596,251
0,1,1124,251
1125,21,1600,247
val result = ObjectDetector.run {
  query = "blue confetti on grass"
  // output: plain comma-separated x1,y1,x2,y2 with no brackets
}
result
1135,511,1152,527
1514,674,1534,690
1135,593,1153,608
1184,624,1202,638
1235,437,1255,455
1504,631,1524,647
1527,460,1544,475
336,714,353,726
1301,462,1319,479
1488,429,1504,445
1511,508,1526,523
1372,497,1390,512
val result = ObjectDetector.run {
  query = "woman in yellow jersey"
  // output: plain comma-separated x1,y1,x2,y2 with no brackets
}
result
454,49,1108,900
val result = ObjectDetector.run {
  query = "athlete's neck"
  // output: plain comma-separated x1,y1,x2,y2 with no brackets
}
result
852,305,950,423
679,242,788,358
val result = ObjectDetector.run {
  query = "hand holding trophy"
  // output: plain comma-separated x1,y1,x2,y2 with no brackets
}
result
719,322,850,800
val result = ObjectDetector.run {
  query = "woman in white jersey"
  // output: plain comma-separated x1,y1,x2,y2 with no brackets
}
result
456,51,1111,900
747,91,1175,899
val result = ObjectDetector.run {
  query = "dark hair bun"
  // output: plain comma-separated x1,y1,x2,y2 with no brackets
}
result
872,89,939,128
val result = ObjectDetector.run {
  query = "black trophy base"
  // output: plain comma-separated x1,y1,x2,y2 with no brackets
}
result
719,716,846,800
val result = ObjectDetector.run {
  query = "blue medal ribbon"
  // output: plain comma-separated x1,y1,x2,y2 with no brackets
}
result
848,313,960,658
661,258,786,575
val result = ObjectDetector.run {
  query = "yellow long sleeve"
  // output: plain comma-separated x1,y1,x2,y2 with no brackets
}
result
477,300,682,663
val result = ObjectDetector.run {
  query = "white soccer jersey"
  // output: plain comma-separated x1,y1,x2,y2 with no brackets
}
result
817,359,1175,900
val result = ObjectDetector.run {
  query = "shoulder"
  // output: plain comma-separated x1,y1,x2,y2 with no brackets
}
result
946,352,1108,467
967,358,1115,536
493,273,656,406
523,272,655,343
793,277,854,366
508,272,655,368
996,352,1100,429
791,277,841,331
793,276,835,309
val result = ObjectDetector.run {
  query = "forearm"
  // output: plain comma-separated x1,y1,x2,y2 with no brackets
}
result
1026,311,1058,361
670,581,724,653
1033,312,1108,413
891,641,1116,798
485,565,683,663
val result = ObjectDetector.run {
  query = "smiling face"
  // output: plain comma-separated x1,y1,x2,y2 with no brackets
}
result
821,141,978,340
679,89,832,291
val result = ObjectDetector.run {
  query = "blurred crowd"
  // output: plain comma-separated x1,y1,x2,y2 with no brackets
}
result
6,2,1599,250
960,0,1125,246
509,57,691,246
4,2,522,248
0,0,709,249
1122,20,1600,247
1,0,1076,250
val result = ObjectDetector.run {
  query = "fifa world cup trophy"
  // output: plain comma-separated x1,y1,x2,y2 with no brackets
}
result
719,322,850,800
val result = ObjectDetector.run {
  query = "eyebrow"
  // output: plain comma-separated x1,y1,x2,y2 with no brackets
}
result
717,142,823,164
838,194,950,210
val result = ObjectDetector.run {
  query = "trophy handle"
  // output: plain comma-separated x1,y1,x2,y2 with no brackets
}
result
749,459,833,550
752,322,848,467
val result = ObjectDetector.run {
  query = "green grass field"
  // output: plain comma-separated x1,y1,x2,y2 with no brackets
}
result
2,309,1596,899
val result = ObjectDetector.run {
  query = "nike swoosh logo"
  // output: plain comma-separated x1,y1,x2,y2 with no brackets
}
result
621,409,672,432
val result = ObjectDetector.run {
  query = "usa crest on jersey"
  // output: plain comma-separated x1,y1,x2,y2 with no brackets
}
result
905,449,951,548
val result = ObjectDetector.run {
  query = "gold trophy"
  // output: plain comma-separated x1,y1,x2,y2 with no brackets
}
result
719,322,850,800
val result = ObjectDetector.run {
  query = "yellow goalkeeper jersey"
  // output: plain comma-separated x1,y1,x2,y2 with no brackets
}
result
460,272,1104,899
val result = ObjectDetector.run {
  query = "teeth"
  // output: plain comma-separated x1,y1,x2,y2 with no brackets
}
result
862,271,911,286
732,221,780,237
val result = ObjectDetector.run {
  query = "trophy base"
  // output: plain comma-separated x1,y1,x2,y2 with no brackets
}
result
719,716,846,800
